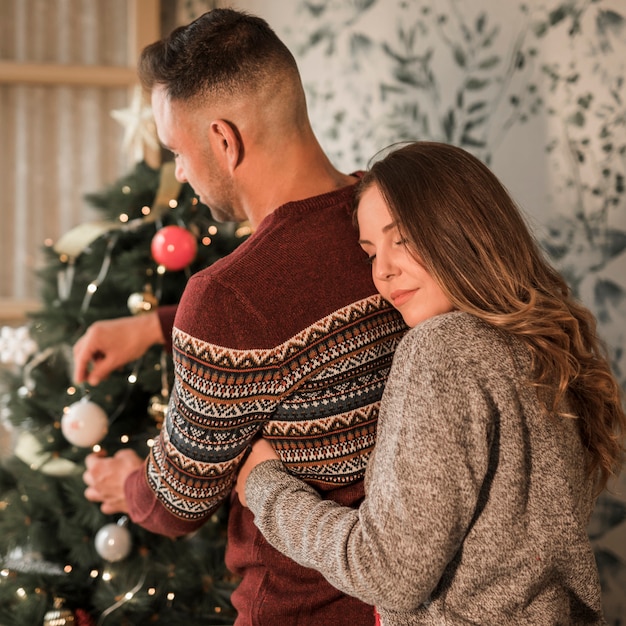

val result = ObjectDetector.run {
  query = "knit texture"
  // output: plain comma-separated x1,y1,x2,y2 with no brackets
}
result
246,312,605,625
125,182,407,625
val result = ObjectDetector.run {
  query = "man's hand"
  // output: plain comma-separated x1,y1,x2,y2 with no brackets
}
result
236,438,280,507
83,449,144,515
73,313,165,386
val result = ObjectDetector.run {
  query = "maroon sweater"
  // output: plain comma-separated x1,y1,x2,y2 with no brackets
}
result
125,183,406,625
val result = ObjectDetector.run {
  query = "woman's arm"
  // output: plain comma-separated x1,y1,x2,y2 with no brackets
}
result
243,320,496,611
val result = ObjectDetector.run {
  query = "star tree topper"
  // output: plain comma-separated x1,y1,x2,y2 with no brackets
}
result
111,85,160,165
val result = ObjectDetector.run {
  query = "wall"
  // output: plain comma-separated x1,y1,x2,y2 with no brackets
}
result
183,0,626,619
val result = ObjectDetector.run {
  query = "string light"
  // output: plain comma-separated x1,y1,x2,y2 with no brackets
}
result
17,386,30,398
236,224,253,238
97,569,147,625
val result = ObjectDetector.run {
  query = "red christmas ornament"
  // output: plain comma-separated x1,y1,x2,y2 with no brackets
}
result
150,225,197,271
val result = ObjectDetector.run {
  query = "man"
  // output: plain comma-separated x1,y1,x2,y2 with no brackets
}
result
77,9,406,625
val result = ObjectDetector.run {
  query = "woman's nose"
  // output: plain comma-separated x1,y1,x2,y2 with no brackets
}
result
373,255,396,281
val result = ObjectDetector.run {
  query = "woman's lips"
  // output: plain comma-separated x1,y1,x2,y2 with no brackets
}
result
390,289,416,307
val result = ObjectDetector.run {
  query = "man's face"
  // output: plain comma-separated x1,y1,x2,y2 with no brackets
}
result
151,85,238,223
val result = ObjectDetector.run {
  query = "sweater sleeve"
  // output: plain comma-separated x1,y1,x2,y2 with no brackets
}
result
245,315,498,610
126,278,277,536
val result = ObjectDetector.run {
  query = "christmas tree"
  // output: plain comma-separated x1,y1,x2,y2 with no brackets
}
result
0,92,248,625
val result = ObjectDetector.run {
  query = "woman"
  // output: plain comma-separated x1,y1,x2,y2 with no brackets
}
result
236,142,625,624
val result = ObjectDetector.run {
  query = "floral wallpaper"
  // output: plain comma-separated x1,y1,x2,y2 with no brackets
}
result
184,0,626,620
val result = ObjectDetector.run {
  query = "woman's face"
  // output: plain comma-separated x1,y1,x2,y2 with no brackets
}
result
357,184,454,328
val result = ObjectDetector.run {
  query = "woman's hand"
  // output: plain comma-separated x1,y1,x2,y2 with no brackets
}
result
236,438,280,506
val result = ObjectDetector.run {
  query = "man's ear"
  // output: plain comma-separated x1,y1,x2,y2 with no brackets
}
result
209,119,243,173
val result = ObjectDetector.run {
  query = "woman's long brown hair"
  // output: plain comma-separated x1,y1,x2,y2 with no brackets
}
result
358,141,625,493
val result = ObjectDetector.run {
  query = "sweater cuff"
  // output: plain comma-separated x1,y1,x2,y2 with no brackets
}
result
245,459,290,514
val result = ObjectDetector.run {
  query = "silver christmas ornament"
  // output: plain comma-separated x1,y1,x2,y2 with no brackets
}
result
127,287,158,315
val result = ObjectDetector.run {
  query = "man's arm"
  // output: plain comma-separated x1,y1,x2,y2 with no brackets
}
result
79,277,280,537
128,321,274,534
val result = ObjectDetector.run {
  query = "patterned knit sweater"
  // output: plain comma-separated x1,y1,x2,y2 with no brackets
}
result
246,312,605,625
124,182,407,625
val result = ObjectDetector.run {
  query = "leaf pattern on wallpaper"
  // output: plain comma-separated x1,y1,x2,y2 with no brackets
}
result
537,1,626,396
543,216,626,289
292,0,572,166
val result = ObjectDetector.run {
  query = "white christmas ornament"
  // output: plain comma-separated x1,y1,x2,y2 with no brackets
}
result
61,399,108,448
95,519,132,562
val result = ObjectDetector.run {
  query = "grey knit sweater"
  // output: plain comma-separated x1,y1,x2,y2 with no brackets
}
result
245,312,605,625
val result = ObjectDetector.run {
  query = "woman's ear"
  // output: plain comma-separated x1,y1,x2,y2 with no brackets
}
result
209,119,243,173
